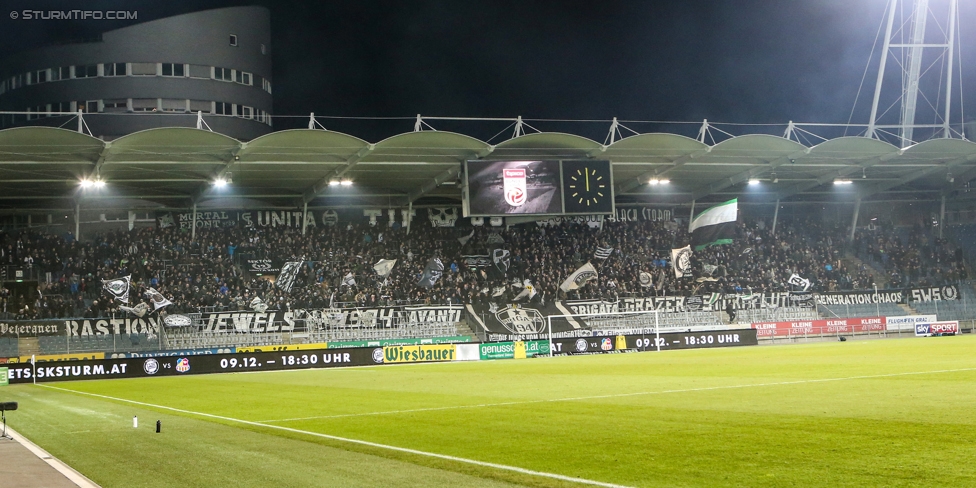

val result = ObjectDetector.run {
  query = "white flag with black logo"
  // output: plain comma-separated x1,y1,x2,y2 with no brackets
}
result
492,249,511,274
594,246,614,260
373,259,397,279
276,261,303,293
250,297,268,313
144,287,172,311
788,273,811,291
418,257,444,288
341,272,357,287
560,262,598,292
102,275,131,303
512,279,537,301
671,246,692,278
639,271,653,288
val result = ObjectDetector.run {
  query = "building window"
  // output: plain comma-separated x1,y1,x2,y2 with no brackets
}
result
103,99,127,112
189,100,212,113
260,43,267,55
214,102,233,115
161,63,185,77
131,98,157,112
75,64,98,78
262,78,272,94
240,106,253,119
229,34,238,46
0,79,6,95
214,67,232,81
130,62,157,76
26,72,33,85
160,99,187,112
50,66,70,81
188,64,210,79
235,70,252,85
84,100,99,113
35,70,48,83
103,63,126,76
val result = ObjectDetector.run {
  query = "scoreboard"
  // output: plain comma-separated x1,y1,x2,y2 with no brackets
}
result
464,160,613,217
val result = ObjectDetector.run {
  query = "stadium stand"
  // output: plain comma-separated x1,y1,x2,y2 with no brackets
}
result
1,215,974,356
1,215,967,319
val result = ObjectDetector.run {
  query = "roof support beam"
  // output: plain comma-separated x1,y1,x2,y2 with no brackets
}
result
405,166,461,204
768,151,903,202
615,149,710,195
688,149,809,201
856,153,976,200
302,144,374,203
92,142,111,177
189,145,244,203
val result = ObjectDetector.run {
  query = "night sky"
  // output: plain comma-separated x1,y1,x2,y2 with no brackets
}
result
2,0,974,142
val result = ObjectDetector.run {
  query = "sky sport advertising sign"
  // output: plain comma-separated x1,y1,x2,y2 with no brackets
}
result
914,321,959,337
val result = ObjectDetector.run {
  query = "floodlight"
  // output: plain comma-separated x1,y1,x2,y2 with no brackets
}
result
748,179,760,185
834,179,853,185
328,180,340,186
340,180,353,186
214,178,228,188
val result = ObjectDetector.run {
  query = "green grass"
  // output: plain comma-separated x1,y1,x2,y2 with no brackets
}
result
4,336,976,487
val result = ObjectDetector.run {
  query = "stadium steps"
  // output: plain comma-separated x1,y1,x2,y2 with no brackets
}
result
843,252,889,288
17,337,39,357
897,303,917,315
456,320,478,340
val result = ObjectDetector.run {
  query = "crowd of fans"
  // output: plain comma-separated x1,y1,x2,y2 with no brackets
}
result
0,212,968,320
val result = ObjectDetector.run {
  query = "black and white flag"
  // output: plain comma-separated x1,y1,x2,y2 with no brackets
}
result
702,264,718,276
120,302,149,318
458,229,475,246
373,259,397,278
689,199,737,250
512,279,537,301
788,273,812,291
102,275,131,303
145,287,172,310
560,262,598,292
418,257,444,288
276,261,304,293
487,233,505,245
250,297,268,313
671,246,692,278
639,271,653,288
492,249,511,274
594,246,614,260
341,272,357,287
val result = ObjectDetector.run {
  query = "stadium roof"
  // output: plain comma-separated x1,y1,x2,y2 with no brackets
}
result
0,125,974,210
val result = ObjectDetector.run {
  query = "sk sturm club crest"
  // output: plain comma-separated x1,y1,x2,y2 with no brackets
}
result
495,305,546,334
503,168,527,207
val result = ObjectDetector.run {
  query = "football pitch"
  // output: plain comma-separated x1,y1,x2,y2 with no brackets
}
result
4,336,976,487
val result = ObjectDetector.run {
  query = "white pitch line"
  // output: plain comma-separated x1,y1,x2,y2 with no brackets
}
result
36,384,630,488
258,366,976,423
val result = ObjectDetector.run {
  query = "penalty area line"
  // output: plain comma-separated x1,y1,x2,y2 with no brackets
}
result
35,384,631,488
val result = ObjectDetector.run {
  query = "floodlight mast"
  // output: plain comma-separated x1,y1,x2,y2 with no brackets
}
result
867,0,960,147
